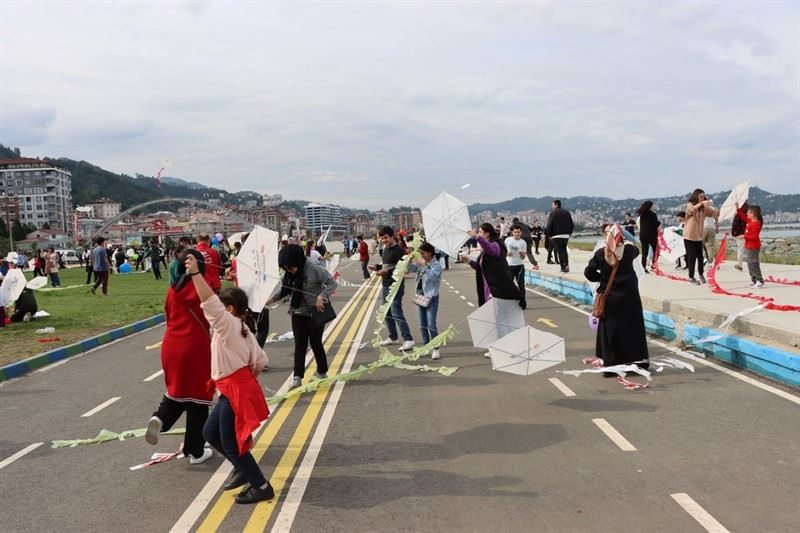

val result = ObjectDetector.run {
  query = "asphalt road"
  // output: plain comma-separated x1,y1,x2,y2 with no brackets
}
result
1,256,798,532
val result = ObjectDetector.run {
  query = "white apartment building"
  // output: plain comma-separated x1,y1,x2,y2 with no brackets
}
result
262,193,283,207
86,198,121,220
304,203,343,234
0,158,73,233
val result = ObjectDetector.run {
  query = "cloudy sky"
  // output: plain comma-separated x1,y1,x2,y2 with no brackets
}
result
1,1,797,209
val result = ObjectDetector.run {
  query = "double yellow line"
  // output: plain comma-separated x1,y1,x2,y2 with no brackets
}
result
198,277,380,532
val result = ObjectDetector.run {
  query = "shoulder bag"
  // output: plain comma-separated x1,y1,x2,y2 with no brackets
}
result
591,260,620,319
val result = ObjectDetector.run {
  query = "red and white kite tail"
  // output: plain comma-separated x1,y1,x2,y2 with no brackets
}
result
154,167,166,189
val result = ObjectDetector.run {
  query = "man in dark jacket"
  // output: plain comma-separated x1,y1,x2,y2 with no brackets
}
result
545,199,574,273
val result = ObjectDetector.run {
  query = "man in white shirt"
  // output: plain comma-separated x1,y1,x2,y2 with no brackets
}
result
505,224,528,310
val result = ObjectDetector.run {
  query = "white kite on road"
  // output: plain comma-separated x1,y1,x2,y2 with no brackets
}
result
488,326,565,376
467,298,526,349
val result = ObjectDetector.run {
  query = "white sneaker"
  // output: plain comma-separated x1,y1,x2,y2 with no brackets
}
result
189,447,213,465
483,351,491,358
756,281,765,288
748,281,758,289
431,349,441,361
400,340,416,351
290,376,302,389
145,416,162,445
378,338,398,346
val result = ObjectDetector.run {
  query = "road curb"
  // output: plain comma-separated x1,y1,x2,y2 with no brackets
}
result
525,271,799,389
0,314,165,383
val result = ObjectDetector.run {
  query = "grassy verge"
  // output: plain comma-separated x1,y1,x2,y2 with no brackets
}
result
1,267,169,367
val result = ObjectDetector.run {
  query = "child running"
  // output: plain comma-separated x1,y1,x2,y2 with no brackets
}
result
736,202,765,288
184,253,274,504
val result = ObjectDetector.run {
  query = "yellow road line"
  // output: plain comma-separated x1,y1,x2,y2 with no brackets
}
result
196,278,376,532
243,282,379,531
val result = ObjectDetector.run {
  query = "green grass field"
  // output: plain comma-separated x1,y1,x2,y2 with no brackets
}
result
1,266,170,367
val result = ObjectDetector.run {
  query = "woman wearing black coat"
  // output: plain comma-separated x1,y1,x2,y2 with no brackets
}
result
584,225,649,372
636,201,660,272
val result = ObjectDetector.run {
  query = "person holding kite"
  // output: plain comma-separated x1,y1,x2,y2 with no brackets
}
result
183,252,273,504
683,189,719,285
461,223,520,307
584,224,649,374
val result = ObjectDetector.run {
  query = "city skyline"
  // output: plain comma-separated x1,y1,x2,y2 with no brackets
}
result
1,2,798,210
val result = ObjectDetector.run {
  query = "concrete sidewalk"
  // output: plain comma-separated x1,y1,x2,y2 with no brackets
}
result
532,247,800,351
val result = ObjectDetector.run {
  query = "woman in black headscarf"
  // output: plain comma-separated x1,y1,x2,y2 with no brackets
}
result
460,223,520,307
266,244,338,389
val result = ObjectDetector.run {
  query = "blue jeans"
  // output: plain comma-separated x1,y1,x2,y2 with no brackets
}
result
49,273,60,287
382,282,413,341
203,395,266,488
416,294,439,345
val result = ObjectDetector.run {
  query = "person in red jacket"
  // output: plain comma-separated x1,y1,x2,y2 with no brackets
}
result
736,203,764,288
357,234,370,279
145,249,213,464
195,234,221,293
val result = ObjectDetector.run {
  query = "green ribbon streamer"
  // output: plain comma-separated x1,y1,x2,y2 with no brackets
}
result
51,427,185,449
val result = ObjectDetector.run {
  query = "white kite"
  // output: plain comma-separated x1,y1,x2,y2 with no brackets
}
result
317,225,332,247
488,326,565,376
467,298,526,349
422,191,471,259
658,227,686,263
236,225,281,311
718,181,749,222
326,253,340,275
0,268,26,306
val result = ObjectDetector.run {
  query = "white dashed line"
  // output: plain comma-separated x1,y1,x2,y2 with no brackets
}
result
143,369,164,382
548,377,576,397
592,418,636,451
460,295,467,300
81,396,121,417
671,493,730,532
0,442,43,470
466,302,475,307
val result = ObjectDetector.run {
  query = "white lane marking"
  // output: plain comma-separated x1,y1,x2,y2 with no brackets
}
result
143,369,164,382
466,302,475,307
272,277,381,532
169,279,374,533
671,493,730,532
460,295,467,300
80,396,121,417
526,288,800,406
548,377,576,397
649,339,800,406
592,418,637,451
0,442,44,470
452,290,460,294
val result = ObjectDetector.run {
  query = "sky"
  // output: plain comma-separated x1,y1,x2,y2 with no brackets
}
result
1,1,798,209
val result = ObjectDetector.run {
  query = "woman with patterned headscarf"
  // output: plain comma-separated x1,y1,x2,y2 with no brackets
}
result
584,224,649,373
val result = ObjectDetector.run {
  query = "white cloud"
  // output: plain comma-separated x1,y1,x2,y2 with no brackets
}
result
0,1,797,208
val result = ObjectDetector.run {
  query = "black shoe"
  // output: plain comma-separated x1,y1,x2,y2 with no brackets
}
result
223,469,248,491
235,482,275,504
519,301,527,310
546,260,554,264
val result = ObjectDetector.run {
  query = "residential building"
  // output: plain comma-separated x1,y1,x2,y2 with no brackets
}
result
392,209,422,232
262,193,283,207
305,203,344,234
0,158,73,233
86,198,121,220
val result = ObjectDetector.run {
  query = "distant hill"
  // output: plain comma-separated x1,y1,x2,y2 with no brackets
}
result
469,187,799,217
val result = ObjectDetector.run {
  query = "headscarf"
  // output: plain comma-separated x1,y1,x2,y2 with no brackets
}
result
278,244,307,309
604,224,625,265
172,249,205,291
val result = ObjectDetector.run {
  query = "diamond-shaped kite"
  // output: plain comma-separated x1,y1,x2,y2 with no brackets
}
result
236,225,281,311
422,191,471,259
488,326,565,376
467,297,526,349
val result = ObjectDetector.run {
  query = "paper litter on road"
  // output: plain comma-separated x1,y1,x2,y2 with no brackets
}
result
129,447,185,470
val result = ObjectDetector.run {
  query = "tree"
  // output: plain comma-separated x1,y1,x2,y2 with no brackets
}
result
0,218,7,238
11,219,27,242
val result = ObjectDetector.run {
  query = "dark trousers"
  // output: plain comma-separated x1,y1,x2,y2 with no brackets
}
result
291,314,328,378
684,239,705,279
254,308,270,348
523,239,538,266
546,239,559,264
204,395,266,488
152,262,161,280
533,238,540,254
153,395,208,459
640,237,658,269
85,268,95,284
509,265,526,308
361,259,370,279
92,270,109,294
551,238,569,270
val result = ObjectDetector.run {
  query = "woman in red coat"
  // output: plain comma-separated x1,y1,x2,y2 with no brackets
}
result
145,249,214,464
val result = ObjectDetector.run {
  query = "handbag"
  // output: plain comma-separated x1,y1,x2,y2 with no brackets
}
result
591,260,620,319
413,292,432,308
311,301,337,327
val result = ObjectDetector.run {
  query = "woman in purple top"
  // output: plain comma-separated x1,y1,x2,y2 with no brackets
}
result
460,223,520,307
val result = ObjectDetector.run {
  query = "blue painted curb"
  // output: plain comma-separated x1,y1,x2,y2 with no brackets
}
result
684,325,800,388
0,314,165,382
525,271,798,389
